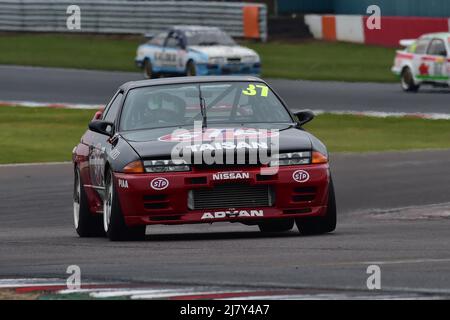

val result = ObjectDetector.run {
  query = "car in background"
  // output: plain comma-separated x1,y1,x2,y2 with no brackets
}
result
392,32,450,92
72,76,336,241
135,26,261,78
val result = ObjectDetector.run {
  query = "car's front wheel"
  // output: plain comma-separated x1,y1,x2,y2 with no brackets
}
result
103,170,146,241
186,60,197,76
401,67,420,92
258,219,294,233
73,168,104,237
295,178,337,235
143,59,158,79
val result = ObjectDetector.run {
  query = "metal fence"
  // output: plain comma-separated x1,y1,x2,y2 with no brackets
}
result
0,0,267,40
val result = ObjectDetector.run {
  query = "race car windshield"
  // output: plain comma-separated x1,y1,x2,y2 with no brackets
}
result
120,82,293,131
185,30,236,46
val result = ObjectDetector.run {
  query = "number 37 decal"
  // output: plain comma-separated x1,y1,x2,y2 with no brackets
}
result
242,84,269,97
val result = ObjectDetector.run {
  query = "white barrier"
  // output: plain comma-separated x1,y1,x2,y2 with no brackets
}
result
0,0,267,41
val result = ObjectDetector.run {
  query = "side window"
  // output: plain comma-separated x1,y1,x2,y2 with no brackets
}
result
414,39,430,54
427,39,447,56
103,93,123,123
165,32,182,48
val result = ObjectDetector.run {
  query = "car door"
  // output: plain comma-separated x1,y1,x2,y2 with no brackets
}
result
410,38,430,80
147,31,168,70
88,91,123,191
160,31,186,73
424,38,449,83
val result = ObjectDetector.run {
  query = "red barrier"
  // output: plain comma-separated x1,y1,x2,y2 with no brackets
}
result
363,16,449,47
243,6,260,39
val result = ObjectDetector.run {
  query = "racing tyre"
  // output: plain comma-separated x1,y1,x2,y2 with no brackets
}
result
143,59,158,79
401,67,420,92
296,179,337,235
258,219,294,233
103,170,146,241
186,60,197,76
73,168,105,237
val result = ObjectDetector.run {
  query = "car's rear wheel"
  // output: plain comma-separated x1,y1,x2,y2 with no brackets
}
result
401,67,420,92
73,168,105,237
103,170,146,241
186,60,197,76
258,219,294,233
143,59,158,79
295,179,337,235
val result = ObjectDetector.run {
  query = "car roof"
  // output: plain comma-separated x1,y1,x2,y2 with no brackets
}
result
172,25,221,32
119,76,266,91
420,32,450,40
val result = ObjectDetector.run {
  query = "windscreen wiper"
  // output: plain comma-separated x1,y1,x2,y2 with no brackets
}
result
198,85,207,130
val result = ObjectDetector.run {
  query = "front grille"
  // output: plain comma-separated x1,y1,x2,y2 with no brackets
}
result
189,184,274,210
227,57,241,63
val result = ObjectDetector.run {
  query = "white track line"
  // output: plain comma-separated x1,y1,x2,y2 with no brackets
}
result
0,278,65,288
0,100,101,110
0,161,71,167
131,290,246,300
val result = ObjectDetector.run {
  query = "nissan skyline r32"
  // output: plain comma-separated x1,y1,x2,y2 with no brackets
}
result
135,26,261,78
72,76,336,241
392,32,450,92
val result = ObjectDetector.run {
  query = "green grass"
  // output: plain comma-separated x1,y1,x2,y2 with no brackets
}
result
244,40,398,82
0,33,397,82
0,106,94,163
1,106,449,164
305,114,450,152
0,33,139,72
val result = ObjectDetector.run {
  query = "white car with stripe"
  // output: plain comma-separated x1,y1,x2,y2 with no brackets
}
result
392,32,450,92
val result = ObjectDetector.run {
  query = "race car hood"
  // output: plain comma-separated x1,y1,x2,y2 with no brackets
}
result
120,124,313,160
188,45,258,59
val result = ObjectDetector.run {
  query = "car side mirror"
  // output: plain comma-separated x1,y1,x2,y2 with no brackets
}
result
89,120,114,137
294,110,315,126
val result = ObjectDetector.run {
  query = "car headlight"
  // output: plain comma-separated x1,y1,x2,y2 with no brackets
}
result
143,159,191,173
208,57,226,64
269,151,328,166
270,152,311,167
241,55,259,63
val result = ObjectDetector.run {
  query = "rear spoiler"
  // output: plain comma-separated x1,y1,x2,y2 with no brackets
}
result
399,39,416,47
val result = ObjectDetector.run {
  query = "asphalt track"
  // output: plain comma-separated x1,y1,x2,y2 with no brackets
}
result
1,65,450,298
1,151,450,297
0,65,449,114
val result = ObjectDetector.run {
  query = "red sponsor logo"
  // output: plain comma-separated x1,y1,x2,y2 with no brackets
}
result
419,63,429,76
159,128,278,142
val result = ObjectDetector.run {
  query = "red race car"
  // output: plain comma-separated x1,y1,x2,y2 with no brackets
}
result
72,76,336,241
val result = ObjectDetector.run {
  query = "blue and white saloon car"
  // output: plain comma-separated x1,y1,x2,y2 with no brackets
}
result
135,26,261,78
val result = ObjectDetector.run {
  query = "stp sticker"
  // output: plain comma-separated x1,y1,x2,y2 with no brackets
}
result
150,177,169,190
292,170,309,183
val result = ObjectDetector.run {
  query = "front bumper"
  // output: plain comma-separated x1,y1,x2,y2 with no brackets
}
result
113,164,330,226
196,62,261,76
